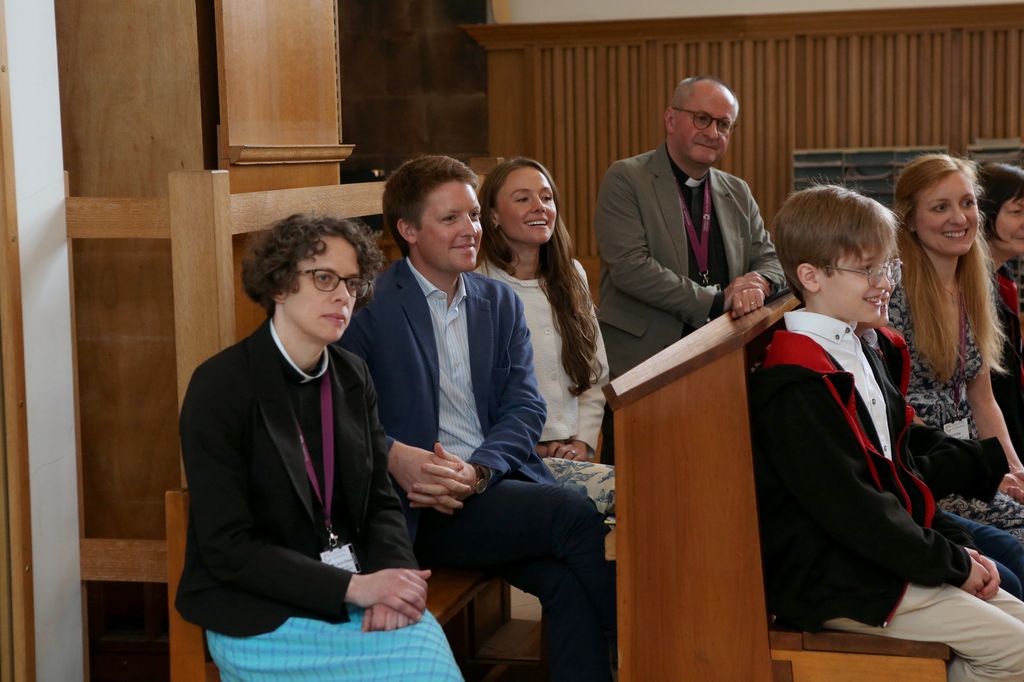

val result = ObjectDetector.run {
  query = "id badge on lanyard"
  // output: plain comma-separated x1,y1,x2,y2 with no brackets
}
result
300,374,360,573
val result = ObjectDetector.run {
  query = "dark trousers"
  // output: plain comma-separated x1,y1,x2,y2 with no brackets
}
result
948,512,1024,599
415,478,616,682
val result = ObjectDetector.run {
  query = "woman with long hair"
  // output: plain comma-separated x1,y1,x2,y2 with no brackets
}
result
890,154,1024,538
476,158,613,512
980,163,1024,457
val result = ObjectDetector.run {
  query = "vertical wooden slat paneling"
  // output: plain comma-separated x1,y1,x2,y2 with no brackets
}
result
475,9,1024,266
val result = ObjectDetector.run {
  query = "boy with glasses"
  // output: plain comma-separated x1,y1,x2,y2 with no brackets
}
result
754,184,1024,681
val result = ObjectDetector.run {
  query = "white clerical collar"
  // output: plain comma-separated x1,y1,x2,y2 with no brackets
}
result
684,175,705,188
269,318,329,383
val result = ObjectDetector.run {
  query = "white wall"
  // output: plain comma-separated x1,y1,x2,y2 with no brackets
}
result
3,1,82,680
501,0,1022,22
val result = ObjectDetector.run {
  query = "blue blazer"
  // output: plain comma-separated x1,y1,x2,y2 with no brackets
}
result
339,260,553,537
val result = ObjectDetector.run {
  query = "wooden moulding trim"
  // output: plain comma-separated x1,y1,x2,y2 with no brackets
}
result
462,3,1024,47
229,180,386,234
228,143,355,165
79,538,167,583
603,294,799,411
65,196,170,239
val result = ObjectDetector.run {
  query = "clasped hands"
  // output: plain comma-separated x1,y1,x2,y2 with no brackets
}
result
347,567,431,632
723,271,772,319
960,548,1000,600
999,471,1024,503
389,441,479,515
536,438,589,461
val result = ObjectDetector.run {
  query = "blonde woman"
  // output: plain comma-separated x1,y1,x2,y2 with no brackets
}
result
889,154,1024,538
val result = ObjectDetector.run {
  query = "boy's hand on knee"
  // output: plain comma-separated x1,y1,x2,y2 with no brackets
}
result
962,549,1000,600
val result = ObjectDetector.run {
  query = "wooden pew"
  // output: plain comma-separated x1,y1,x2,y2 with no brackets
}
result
604,294,949,682
70,170,530,680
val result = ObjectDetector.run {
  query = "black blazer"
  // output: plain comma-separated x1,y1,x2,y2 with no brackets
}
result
175,320,416,637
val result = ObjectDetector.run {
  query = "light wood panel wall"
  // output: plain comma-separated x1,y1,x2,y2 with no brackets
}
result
466,4,1024,270
0,0,33,675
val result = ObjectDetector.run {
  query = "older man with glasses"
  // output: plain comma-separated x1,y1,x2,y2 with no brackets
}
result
596,76,786,380
594,76,785,463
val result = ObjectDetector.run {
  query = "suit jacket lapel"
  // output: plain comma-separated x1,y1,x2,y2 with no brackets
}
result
465,277,493,429
650,144,689,274
249,323,315,524
328,354,372,531
709,167,743,279
395,261,440,413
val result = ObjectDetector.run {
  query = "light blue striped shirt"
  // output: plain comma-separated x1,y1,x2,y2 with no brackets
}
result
406,259,485,461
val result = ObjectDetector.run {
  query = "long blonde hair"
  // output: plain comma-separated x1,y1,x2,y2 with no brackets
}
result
893,154,1004,382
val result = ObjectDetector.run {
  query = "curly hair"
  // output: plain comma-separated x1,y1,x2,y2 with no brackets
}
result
477,157,600,396
242,214,386,317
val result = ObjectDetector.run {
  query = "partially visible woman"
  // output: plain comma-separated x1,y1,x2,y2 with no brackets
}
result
175,215,461,681
477,158,614,513
980,163,1024,457
889,154,1024,538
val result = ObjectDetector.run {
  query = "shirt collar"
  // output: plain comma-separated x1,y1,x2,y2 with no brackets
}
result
407,257,467,307
269,318,329,383
784,310,859,347
667,152,708,188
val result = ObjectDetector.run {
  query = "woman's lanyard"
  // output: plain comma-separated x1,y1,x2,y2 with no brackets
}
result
677,178,714,286
298,375,338,550
952,293,967,420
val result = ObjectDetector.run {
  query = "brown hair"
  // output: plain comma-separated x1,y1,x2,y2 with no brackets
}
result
478,158,600,396
893,153,1003,381
772,184,897,303
383,155,478,257
242,214,385,316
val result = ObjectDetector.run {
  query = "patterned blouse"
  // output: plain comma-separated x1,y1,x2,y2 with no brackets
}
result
888,285,983,437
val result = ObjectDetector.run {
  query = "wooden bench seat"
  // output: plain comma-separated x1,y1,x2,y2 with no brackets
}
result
769,625,949,681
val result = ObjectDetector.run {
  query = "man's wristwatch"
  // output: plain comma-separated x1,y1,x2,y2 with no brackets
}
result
471,464,492,494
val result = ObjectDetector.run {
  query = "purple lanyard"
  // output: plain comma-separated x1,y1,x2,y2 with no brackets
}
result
298,375,338,549
952,293,967,418
677,178,714,286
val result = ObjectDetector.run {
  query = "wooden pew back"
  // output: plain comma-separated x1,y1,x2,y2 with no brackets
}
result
605,295,949,682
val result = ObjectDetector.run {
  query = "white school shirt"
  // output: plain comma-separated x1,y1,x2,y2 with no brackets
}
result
784,310,893,459
477,260,609,452
406,259,485,462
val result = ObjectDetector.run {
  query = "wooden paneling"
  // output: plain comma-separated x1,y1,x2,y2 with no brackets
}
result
215,0,343,191
56,0,205,198
0,0,33,675
467,4,1024,261
56,0,208,544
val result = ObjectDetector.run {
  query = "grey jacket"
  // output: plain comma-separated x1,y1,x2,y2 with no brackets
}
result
595,142,785,376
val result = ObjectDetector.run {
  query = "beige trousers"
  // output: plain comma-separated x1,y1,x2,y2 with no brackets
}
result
824,585,1024,682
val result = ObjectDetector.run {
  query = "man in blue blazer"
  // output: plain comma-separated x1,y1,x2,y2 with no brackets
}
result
340,155,616,681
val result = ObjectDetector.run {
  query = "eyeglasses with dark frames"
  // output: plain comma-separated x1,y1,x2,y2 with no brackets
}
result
824,259,903,288
302,269,371,298
671,107,736,135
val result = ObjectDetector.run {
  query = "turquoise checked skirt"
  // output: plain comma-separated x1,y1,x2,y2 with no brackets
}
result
206,608,462,681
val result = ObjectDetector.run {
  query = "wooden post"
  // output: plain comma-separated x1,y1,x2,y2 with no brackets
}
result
168,170,234,487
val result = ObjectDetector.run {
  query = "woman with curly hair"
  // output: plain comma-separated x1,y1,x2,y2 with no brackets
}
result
477,158,614,513
175,214,461,681
980,163,1024,457
890,154,1024,540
